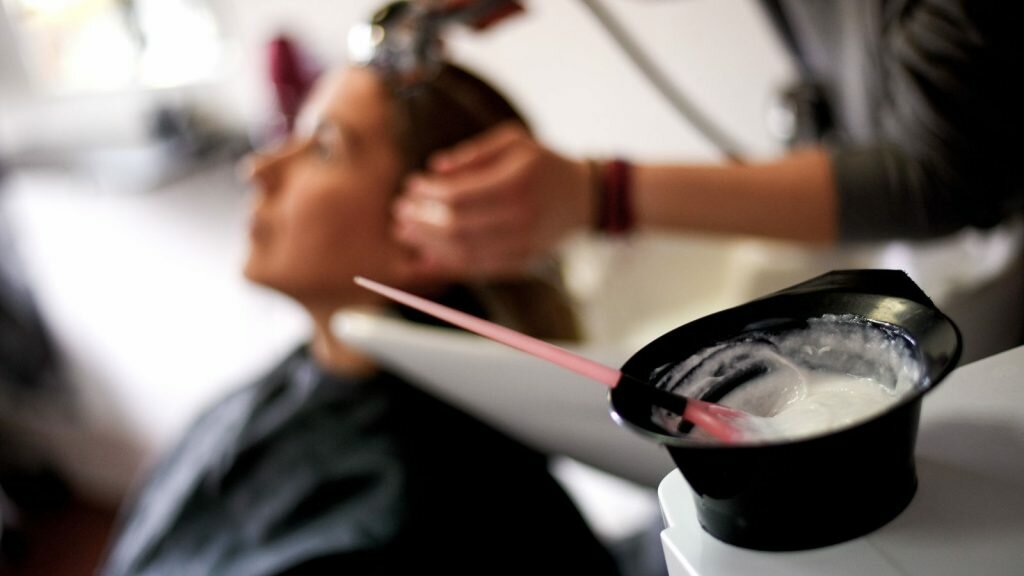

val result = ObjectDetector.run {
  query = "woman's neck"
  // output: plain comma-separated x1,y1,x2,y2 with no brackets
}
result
308,308,378,377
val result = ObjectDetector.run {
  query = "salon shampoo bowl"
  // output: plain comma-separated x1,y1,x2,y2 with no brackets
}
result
331,310,674,487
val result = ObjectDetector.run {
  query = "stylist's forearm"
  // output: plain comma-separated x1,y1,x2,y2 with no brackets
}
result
633,149,838,244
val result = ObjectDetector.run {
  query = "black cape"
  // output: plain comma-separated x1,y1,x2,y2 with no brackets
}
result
101,346,619,575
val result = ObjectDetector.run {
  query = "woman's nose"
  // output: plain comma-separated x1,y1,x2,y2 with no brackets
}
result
238,151,278,190
240,139,305,191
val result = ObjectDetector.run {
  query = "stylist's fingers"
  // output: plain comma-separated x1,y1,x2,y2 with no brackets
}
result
394,194,527,243
393,199,535,282
395,145,540,256
402,167,513,209
404,134,538,209
428,121,530,173
393,126,592,281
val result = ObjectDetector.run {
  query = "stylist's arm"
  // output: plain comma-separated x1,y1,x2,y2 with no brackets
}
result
394,120,840,279
393,121,593,277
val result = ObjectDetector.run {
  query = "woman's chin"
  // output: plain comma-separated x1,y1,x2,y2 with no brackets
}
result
242,259,280,292
241,258,261,283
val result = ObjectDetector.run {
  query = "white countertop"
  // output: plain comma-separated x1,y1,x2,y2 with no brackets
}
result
658,344,1024,576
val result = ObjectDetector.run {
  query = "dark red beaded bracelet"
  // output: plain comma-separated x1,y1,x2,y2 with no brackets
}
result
597,158,635,235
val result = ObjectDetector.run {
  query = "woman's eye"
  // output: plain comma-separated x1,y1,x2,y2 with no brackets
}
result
312,124,343,162
314,138,337,161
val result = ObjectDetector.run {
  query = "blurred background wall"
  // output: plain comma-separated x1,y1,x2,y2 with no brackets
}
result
1,1,792,168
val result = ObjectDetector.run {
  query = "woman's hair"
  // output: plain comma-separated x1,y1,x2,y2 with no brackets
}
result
381,63,580,341
388,63,526,174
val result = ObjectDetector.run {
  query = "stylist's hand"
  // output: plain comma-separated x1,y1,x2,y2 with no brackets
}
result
393,122,592,279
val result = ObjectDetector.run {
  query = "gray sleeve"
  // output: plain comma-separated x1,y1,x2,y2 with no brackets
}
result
835,0,1021,241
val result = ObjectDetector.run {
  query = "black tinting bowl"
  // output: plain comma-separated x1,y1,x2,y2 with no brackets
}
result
609,270,961,551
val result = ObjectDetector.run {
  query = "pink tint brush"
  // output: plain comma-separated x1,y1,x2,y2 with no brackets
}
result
354,276,751,443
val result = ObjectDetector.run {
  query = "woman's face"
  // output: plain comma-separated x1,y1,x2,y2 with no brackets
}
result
243,67,410,307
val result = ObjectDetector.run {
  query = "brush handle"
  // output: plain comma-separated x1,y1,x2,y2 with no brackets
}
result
618,373,688,413
355,276,622,386
618,373,745,442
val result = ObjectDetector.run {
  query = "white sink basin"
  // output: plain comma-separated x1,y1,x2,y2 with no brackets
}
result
332,310,675,487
